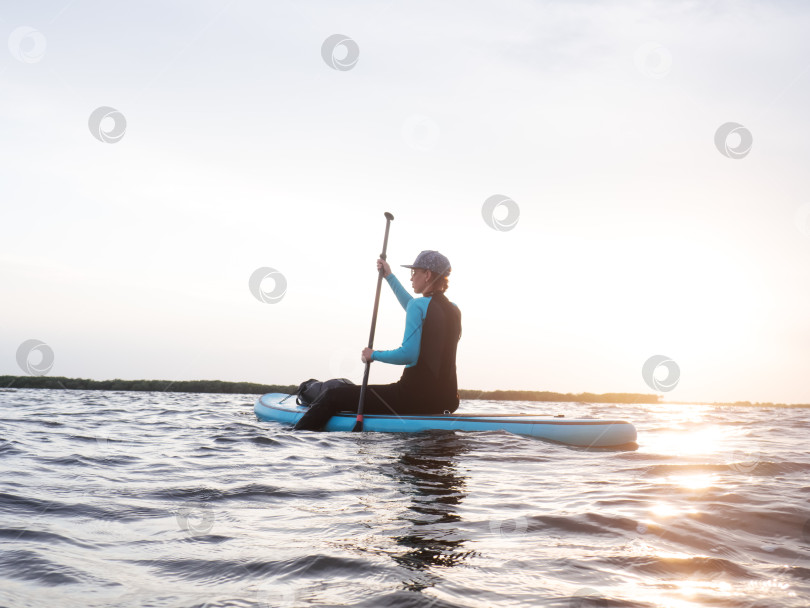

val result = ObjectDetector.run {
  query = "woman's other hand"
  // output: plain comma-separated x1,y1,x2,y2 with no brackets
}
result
377,258,392,277
361,347,374,364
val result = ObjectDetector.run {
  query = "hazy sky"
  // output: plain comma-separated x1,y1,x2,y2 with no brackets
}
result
2,1,810,404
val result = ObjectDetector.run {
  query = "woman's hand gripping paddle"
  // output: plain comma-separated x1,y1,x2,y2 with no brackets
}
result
353,212,394,432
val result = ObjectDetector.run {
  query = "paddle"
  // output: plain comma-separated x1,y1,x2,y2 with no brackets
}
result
353,211,394,432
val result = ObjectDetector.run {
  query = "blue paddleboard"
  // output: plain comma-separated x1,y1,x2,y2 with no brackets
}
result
254,393,637,447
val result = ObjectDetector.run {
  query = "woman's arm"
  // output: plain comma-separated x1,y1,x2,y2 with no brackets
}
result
385,274,413,310
370,298,427,366
377,258,412,310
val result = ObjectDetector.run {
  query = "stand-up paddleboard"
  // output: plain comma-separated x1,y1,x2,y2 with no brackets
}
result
254,393,637,447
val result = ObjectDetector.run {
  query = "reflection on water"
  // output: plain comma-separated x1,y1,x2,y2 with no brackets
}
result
382,432,475,596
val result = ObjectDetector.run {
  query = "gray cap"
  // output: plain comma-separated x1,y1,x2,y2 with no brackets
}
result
401,250,451,276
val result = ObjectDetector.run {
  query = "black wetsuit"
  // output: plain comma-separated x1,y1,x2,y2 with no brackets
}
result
294,290,461,430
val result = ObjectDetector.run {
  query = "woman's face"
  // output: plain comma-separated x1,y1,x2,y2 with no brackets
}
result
410,268,432,294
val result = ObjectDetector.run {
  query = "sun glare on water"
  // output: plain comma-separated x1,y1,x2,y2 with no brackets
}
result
643,426,727,457
669,474,716,490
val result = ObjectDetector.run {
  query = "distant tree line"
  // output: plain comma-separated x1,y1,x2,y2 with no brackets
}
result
707,400,810,408
2,376,659,402
0,376,297,395
458,389,661,404
9,376,805,406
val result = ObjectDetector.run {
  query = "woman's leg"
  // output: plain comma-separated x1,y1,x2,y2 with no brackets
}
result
292,380,456,430
293,384,359,430
361,383,415,416
293,382,416,430
366,380,457,416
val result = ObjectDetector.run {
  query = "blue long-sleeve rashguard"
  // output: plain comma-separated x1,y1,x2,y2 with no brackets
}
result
371,274,430,367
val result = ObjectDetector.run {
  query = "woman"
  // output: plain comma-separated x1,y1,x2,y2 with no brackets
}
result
294,250,462,430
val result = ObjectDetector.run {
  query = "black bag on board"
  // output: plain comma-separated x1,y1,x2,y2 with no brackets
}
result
295,378,354,406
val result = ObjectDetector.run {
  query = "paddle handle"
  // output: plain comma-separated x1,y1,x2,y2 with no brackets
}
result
354,212,394,431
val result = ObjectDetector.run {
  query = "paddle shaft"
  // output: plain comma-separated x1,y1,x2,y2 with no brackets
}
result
353,212,394,432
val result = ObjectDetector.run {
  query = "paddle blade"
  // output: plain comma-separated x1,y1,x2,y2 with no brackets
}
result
352,415,364,432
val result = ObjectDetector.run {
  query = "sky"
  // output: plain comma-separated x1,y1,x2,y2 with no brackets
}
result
2,0,810,404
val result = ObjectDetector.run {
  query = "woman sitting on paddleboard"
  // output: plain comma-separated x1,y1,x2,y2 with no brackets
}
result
294,250,462,430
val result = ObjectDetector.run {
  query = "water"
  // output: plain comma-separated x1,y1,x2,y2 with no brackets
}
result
0,389,808,608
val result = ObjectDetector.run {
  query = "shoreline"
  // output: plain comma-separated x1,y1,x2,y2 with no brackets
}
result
2,375,808,407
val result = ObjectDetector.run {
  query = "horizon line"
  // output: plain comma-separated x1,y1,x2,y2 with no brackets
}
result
2,375,808,407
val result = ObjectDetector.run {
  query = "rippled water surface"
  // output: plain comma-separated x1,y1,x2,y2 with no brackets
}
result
1,389,808,607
